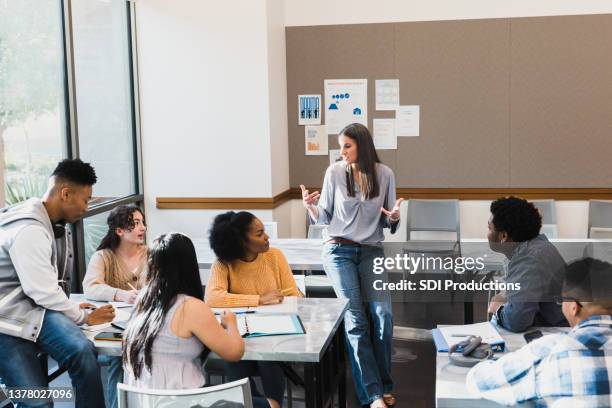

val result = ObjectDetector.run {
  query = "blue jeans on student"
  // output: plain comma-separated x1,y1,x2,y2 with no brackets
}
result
98,355,123,408
0,310,106,408
323,243,394,405
225,360,285,408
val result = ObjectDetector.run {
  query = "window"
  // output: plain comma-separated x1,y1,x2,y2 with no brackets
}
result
0,0,142,289
0,0,67,206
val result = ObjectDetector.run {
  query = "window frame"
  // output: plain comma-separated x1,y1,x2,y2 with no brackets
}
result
59,0,143,292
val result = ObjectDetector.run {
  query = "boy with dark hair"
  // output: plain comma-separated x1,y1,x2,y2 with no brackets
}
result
0,158,114,408
487,196,567,332
467,258,612,405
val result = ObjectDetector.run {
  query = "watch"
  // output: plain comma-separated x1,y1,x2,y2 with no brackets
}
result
495,304,505,326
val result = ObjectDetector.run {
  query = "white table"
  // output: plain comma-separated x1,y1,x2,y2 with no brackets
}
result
435,325,567,407
77,296,349,408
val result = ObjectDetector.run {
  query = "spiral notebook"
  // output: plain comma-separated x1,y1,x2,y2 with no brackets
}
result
217,314,306,338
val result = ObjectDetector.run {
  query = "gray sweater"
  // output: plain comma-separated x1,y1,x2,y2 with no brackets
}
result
0,198,85,342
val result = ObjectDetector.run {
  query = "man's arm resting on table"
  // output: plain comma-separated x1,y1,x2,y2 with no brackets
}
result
9,225,87,325
466,335,555,405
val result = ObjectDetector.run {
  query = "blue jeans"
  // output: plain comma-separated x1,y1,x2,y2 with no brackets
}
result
225,360,285,408
0,310,106,408
98,355,123,408
323,243,394,405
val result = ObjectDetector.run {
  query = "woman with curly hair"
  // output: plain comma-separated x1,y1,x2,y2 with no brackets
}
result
206,211,303,408
83,205,147,304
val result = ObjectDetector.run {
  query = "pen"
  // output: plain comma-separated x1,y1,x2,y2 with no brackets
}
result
450,334,472,337
127,283,137,291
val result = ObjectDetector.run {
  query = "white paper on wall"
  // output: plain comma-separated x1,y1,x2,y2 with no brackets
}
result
305,125,328,155
324,79,368,134
375,79,400,111
298,94,321,125
396,105,420,137
329,149,341,165
373,119,397,150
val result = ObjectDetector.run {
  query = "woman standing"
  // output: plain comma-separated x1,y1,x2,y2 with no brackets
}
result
83,205,147,304
300,123,402,408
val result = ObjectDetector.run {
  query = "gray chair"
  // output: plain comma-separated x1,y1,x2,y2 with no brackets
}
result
117,378,252,408
406,199,460,241
531,199,558,239
306,224,327,239
589,200,612,238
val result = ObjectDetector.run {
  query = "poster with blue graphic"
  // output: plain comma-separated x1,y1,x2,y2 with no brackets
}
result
298,94,321,125
324,79,368,134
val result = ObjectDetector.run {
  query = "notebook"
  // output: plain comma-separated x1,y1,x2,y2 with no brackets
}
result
217,314,306,338
432,321,505,352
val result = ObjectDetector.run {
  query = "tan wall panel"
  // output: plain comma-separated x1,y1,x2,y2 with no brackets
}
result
393,19,510,187
286,24,396,187
286,14,612,189
509,15,612,187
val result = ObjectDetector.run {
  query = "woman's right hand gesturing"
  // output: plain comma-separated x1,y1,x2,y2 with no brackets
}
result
300,185,321,221
299,184,320,207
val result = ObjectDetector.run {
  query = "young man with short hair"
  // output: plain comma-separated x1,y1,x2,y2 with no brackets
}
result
467,257,612,405
487,196,567,332
0,159,115,408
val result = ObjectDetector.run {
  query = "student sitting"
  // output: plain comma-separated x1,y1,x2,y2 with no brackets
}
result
83,204,147,304
467,257,612,406
123,233,280,408
206,211,302,307
206,211,303,408
486,196,567,332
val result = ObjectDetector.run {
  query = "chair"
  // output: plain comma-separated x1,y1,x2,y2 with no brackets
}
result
589,200,612,238
262,222,278,239
530,199,558,239
306,224,327,239
406,199,460,241
117,378,253,408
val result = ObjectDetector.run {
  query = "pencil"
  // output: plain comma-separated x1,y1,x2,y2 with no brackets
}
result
127,283,137,291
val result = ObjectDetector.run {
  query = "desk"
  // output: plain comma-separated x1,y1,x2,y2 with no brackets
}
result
80,296,349,408
435,326,566,407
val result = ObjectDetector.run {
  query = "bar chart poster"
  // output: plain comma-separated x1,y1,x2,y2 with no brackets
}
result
298,94,322,125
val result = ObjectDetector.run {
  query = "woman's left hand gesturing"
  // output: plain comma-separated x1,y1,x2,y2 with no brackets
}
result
381,198,404,223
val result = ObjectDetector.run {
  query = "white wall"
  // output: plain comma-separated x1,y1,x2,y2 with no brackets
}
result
285,0,612,26
135,0,288,239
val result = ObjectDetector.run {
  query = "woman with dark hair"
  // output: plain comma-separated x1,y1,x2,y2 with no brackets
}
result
206,211,302,307
123,233,245,390
300,123,402,408
83,205,147,304
206,211,302,408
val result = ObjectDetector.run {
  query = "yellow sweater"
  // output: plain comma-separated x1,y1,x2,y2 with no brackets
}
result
205,247,302,307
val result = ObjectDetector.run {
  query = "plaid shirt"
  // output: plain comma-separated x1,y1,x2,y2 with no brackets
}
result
466,315,612,407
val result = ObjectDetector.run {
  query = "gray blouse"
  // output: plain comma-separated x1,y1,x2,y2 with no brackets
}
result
313,162,398,244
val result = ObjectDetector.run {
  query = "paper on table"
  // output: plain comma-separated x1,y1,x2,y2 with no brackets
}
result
246,315,297,335
373,118,397,150
109,301,133,308
375,79,400,111
438,322,504,346
253,296,298,314
396,105,420,137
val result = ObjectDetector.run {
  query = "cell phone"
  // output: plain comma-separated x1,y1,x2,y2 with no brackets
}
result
94,331,123,341
111,320,128,331
523,330,543,343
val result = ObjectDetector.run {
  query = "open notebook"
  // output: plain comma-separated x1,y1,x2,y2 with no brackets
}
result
217,314,306,338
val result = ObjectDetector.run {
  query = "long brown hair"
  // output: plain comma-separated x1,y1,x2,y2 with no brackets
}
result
339,123,381,199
